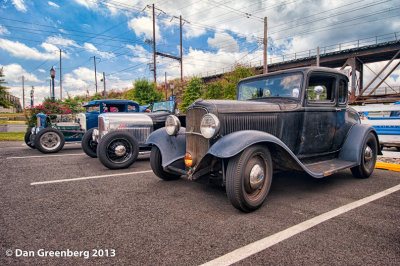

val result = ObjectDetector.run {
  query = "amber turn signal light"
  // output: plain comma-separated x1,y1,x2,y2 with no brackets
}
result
184,152,193,167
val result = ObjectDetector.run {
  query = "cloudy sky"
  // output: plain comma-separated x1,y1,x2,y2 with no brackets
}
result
0,0,399,105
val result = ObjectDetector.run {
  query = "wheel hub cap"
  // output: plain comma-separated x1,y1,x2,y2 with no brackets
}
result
114,145,127,156
364,146,373,162
249,164,265,190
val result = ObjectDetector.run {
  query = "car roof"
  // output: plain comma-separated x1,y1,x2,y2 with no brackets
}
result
83,99,139,107
239,66,349,83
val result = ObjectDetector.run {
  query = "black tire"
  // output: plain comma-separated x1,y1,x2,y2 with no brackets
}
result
150,145,181,180
24,130,35,149
226,145,273,212
351,133,377,179
35,128,65,153
97,131,139,169
81,127,98,158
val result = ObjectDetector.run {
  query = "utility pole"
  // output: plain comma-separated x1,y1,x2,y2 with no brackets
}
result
102,72,106,99
165,72,167,100
152,4,157,87
59,48,62,100
180,15,183,81
30,86,34,106
22,75,25,109
263,16,268,74
316,46,320,67
92,56,98,93
150,5,184,85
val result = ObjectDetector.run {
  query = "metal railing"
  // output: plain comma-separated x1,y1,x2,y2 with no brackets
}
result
197,32,400,78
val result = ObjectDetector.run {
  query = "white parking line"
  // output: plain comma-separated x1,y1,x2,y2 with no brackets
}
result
30,170,153,185
201,183,400,266
7,153,85,159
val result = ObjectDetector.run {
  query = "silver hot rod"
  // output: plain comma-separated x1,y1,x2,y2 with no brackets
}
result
86,100,185,169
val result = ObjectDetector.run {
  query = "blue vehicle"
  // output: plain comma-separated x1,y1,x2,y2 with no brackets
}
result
25,99,140,154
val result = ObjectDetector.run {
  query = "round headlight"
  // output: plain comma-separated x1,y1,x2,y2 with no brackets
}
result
165,115,181,136
200,114,220,139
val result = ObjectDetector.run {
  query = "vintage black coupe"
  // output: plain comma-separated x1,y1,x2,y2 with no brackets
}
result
146,67,381,212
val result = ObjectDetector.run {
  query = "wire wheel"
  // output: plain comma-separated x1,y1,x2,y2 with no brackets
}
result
97,131,139,169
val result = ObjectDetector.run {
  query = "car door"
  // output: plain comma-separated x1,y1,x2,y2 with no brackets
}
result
298,73,338,156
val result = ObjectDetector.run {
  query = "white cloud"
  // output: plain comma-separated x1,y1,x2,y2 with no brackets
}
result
1,63,40,83
71,67,96,83
45,36,80,48
38,69,46,73
126,44,152,63
83,43,114,59
0,39,58,60
208,32,239,53
0,25,10,35
48,1,59,8
74,0,98,9
128,16,161,40
11,0,27,12
41,42,59,53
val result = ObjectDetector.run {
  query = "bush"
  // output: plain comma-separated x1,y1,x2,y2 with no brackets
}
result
180,77,204,113
25,102,72,128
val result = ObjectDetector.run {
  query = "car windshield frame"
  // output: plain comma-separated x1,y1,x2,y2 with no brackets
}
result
237,72,304,101
152,100,175,113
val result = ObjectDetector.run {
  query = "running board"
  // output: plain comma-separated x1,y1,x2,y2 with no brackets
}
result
303,159,358,177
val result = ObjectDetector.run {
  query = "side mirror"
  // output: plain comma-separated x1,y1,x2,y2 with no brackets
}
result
314,86,324,95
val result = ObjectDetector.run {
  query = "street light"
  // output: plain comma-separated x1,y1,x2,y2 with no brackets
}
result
50,66,55,103
170,82,174,100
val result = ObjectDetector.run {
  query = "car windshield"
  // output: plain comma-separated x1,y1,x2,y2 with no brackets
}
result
85,104,100,112
238,73,303,100
152,100,175,113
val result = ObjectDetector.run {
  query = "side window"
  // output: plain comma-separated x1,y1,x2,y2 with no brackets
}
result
307,75,336,104
128,104,137,112
338,79,348,104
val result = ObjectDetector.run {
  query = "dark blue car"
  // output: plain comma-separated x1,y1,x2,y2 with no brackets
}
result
25,99,140,154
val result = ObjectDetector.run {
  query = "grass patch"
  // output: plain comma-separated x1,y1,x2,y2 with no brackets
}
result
0,131,25,141
0,120,26,124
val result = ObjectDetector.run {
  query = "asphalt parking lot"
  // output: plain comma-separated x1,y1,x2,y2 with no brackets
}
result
1,141,399,265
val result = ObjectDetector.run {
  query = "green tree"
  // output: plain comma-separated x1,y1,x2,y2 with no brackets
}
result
90,93,103,100
62,95,85,113
133,79,162,105
222,65,256,99
181,77,204,113
122,88,135,101
0,67,11,108
203,81,224,99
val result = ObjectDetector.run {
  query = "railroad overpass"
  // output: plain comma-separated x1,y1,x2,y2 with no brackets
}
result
202,35,400,104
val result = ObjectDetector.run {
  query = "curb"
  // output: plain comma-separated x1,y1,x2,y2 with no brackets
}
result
375,162,400,172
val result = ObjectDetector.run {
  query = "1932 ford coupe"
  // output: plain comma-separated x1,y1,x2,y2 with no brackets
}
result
146,67,381,212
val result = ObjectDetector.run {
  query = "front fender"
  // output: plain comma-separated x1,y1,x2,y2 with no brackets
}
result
206,130,322,178
146,127,186,167
208,130,290,158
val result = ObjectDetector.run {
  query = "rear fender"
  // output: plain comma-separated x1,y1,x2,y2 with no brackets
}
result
146,127,186,167
338,124,382,164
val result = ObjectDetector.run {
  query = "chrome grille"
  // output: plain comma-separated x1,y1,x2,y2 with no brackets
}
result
221,114,278,136
186,107,209,167
124,127,151,145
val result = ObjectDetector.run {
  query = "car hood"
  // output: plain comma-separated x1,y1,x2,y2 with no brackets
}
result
189,99,299,114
